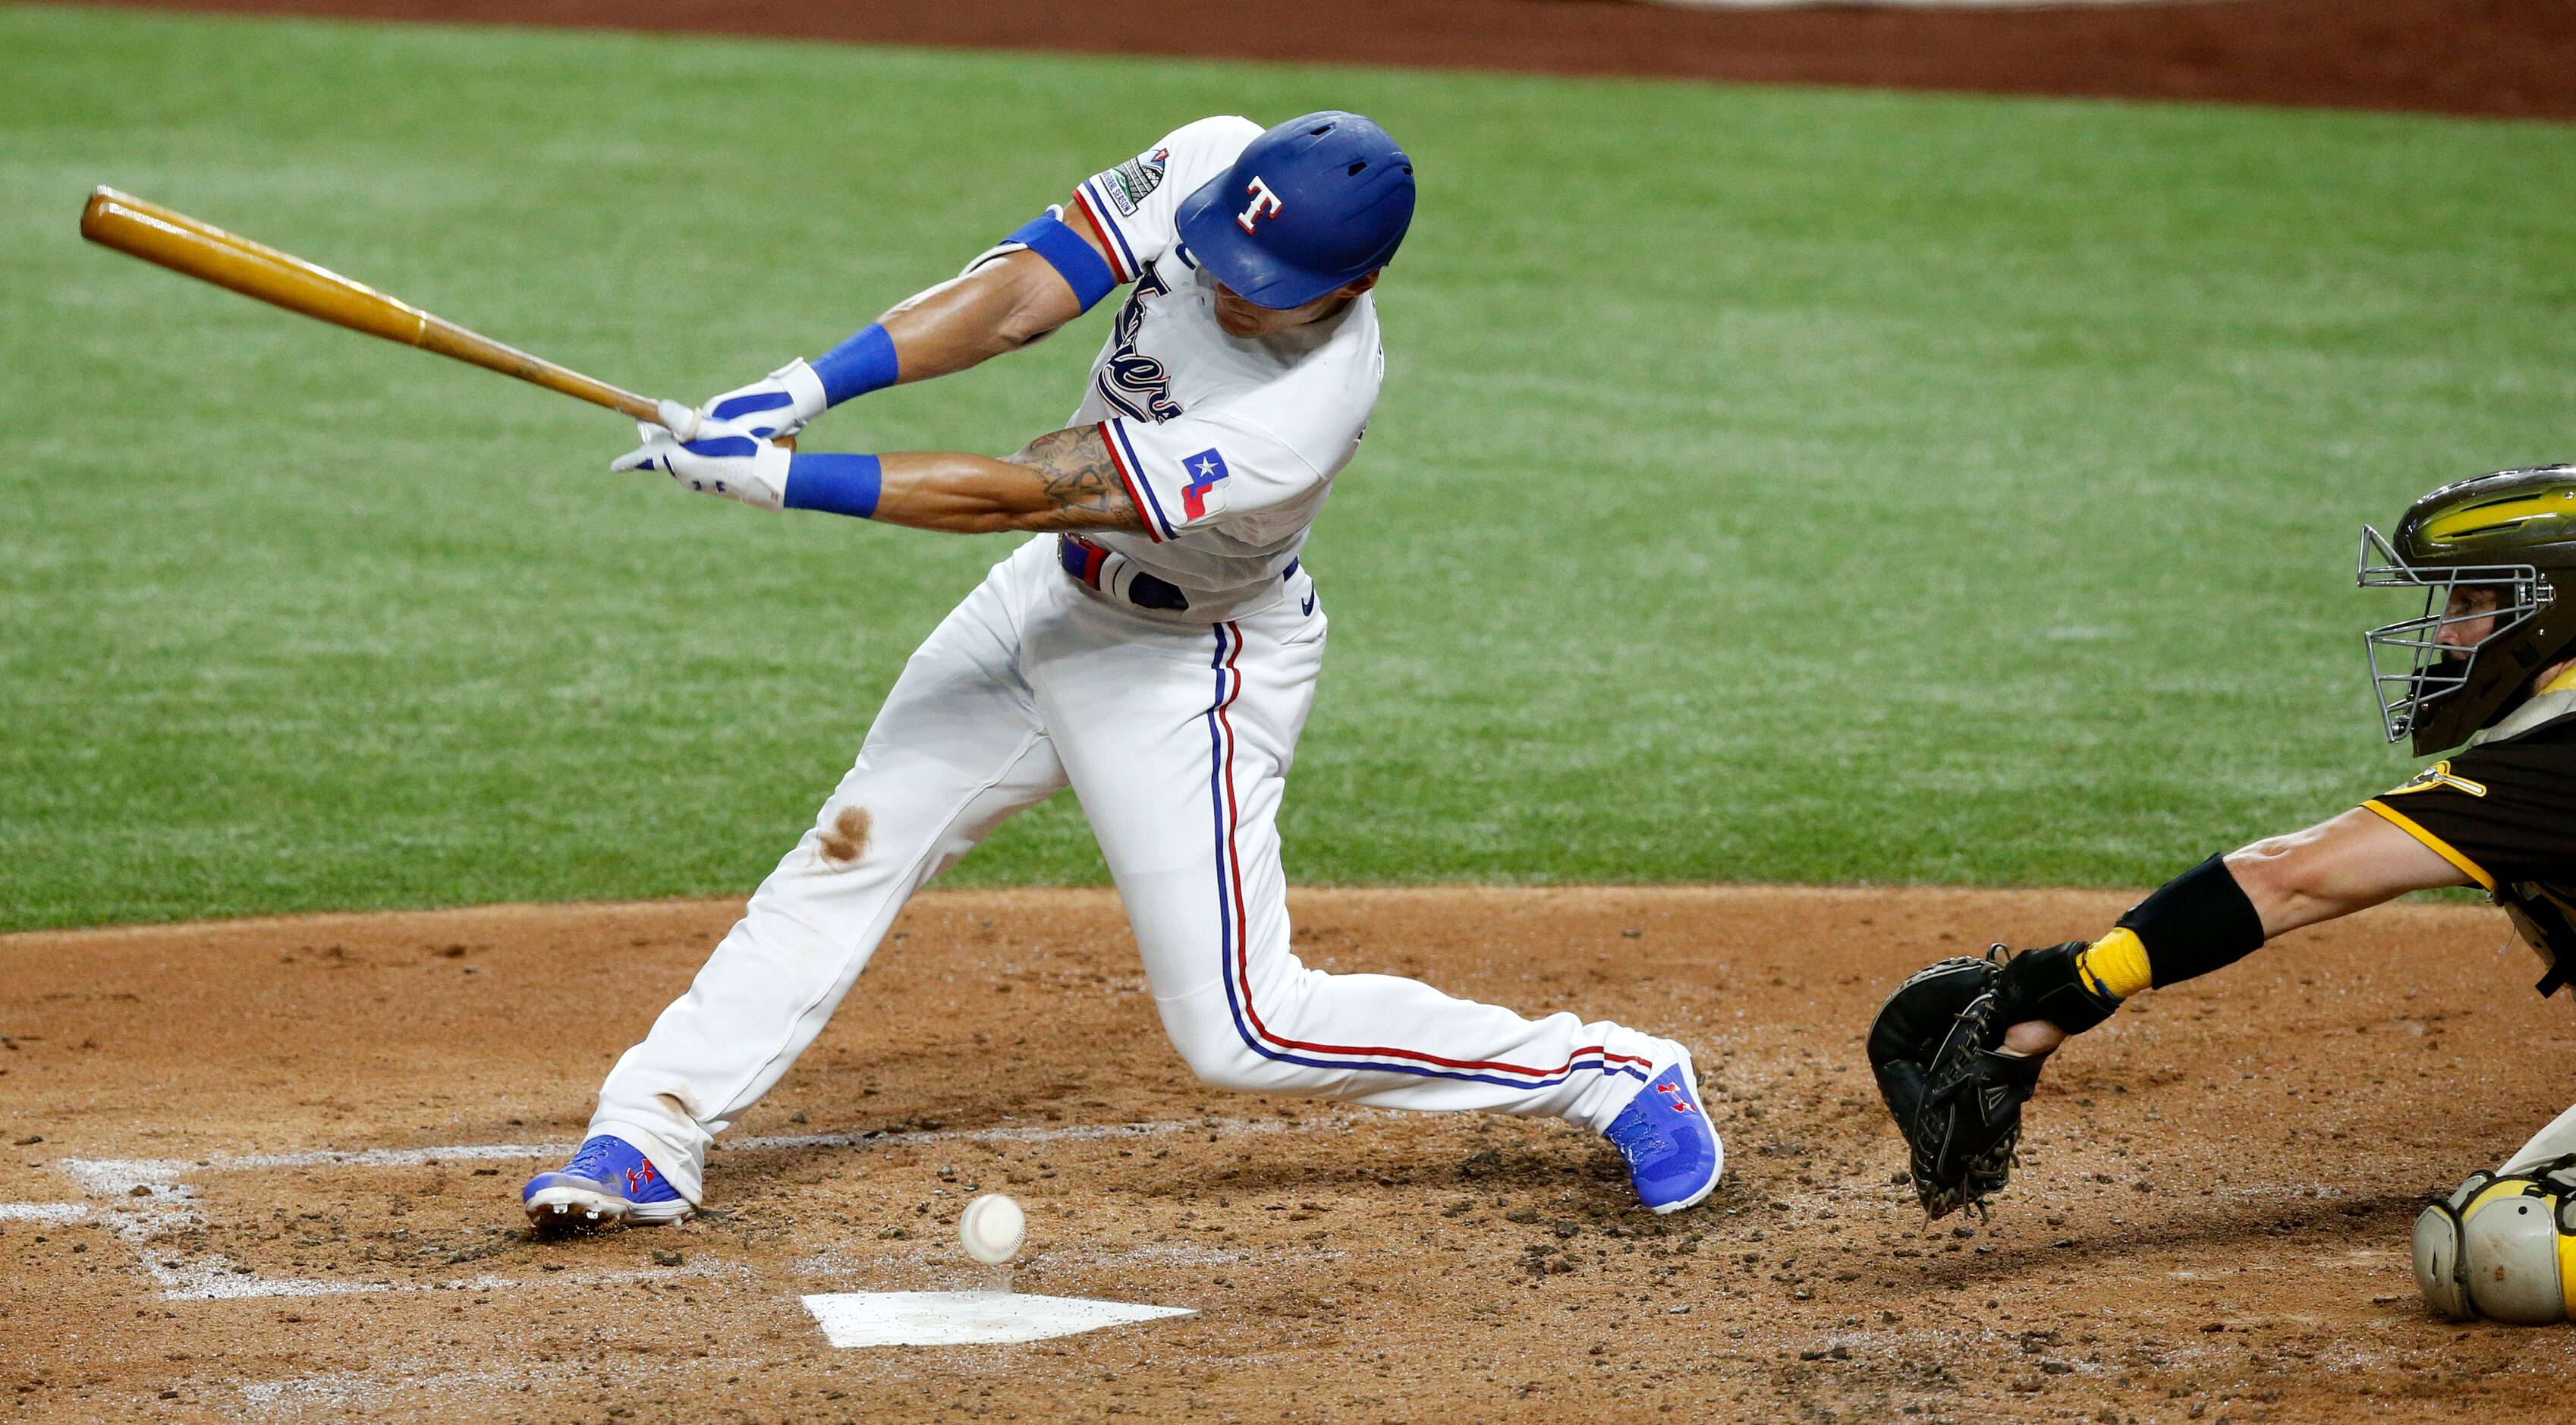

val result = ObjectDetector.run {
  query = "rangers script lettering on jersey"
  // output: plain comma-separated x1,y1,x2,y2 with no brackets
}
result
1065,117,1382,599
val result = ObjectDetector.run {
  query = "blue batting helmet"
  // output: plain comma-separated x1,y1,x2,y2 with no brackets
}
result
1175,112,1415,310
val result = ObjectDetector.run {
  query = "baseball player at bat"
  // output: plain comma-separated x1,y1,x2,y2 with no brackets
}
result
1867,464,2576,1322
523,112,1722,1231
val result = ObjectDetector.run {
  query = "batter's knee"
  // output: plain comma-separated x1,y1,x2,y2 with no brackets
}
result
1159,1011,1301,1093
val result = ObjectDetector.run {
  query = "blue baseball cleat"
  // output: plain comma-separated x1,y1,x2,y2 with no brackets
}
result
1605,1056,1724,1214
523,1134,692,1233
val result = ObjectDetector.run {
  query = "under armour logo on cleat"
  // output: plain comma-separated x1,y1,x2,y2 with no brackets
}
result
1656,1081,1697,1115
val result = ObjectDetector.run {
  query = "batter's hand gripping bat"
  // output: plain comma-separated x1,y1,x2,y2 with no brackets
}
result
79,186,739,442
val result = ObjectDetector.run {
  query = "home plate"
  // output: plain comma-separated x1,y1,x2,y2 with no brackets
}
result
801,1291,1197,1348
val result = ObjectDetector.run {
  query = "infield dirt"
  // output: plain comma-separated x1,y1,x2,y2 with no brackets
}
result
6,886,2574,1421
83,0,2576,120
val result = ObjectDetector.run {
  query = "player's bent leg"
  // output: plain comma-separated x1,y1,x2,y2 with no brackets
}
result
546,719,1060,1220
1042,599,1719,1211
534,556,1070,1219
1143,945,1721,1213
2415,1103,2576,1319
579,726,1062,1203
2414,1151,2576,1325
2502,1103,2576,1177
1140,919,1720,1213
1146,964,1672,1127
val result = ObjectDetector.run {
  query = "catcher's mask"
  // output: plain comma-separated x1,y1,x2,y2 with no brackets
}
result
2361,464,2576,754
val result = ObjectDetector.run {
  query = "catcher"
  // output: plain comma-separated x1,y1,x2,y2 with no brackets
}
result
1868,464,2576,1324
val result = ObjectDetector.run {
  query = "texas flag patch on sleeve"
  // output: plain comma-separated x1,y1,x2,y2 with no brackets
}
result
1179,448,1232,522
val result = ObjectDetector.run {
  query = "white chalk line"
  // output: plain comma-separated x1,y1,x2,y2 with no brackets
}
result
0,1201,92,1224
39,1111,1359,1301
61,1108,1336,1184
232,1354,780,1420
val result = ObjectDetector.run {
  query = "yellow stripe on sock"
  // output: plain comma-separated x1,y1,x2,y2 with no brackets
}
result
2076,927,2153,1000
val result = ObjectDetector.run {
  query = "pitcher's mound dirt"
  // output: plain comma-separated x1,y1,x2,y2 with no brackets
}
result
5,886,2572,1420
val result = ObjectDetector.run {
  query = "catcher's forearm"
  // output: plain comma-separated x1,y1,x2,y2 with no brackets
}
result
2024,810,2469,1043
1993,854,2268,1047
2225,806,2471,936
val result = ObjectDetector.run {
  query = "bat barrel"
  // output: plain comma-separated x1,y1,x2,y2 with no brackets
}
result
79,186,662,425
82,187,431,347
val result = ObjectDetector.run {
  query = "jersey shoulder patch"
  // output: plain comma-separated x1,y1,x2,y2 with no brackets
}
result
1097,147,1169,217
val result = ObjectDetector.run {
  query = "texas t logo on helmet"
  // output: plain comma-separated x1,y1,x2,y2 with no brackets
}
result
1235,177,1285,234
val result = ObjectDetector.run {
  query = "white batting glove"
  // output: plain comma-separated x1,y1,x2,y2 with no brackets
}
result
690,359,831,442
612,423,791,511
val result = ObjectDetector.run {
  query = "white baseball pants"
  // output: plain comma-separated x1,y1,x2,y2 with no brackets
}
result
2502,1100,2576,1177
590,537,1673,1203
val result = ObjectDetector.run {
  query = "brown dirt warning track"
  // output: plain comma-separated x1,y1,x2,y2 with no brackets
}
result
6,886,2575,1421
76,0,2576,120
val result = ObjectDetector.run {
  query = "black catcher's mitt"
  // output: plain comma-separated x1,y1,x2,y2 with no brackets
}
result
1867,948,2048,1219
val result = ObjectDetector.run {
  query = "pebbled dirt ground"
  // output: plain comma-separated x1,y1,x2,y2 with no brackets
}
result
6,886,2574,1422
74,0,2576,121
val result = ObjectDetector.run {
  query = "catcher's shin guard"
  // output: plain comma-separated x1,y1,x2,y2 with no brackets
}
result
2414,1158,2576,1324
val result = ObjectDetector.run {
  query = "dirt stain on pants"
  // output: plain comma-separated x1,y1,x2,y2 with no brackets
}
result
819,806,871,868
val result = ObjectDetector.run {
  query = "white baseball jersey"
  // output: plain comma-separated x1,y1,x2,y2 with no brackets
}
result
582,121,1686,1208
1062,116,1382,600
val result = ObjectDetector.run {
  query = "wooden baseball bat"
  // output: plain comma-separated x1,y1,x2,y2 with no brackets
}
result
79,185,676,429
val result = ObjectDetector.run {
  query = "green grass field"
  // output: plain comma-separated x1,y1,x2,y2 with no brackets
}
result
2,5,2571,930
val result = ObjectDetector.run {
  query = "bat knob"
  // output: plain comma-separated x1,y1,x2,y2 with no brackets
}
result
654,398,702,442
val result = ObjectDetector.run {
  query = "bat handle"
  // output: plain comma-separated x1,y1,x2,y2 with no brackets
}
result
646,395,794,451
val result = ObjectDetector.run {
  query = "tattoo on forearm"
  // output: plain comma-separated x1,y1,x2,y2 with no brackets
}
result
1006,427,1146,533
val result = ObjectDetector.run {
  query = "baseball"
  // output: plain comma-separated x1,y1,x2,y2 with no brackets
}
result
958,1193,1027,1266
